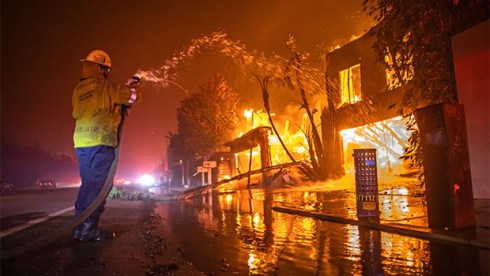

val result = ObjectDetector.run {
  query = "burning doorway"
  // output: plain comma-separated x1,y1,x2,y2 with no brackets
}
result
339,116,415,177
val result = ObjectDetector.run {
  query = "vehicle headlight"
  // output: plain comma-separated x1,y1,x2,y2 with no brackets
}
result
137,174,155,186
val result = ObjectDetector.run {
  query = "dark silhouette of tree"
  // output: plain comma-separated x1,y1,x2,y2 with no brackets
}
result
363,0,488,110
1,143,78,187
167,74,239,186
171,73,239,160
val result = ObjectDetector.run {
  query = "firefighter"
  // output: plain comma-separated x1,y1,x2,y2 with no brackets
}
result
72,50,141,241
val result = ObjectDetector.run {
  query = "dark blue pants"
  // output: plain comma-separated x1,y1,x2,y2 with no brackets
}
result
74,145,115,226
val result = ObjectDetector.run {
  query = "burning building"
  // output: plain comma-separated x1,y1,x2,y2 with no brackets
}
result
322,21,489,194
321,17,489,229
211,110,311,188
322,30,410,177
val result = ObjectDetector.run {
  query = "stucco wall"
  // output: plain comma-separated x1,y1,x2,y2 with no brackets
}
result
452,20,490,199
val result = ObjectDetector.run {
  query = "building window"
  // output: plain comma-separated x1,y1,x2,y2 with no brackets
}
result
339,64,361,106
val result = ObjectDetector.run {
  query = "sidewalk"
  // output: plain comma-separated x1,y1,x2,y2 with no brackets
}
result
274,198,490,250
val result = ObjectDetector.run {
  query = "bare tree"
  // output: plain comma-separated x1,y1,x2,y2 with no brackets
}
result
284,35,328,180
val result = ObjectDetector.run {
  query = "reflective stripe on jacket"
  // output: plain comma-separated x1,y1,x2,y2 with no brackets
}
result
72,72,140,148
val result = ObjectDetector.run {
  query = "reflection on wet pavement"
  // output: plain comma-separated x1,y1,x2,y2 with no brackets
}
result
154,178,488,275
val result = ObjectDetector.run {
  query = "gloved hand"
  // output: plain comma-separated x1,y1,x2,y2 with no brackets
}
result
125,75,140,89
125,75,141,105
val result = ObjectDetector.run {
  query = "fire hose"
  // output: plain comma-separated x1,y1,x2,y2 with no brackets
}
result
1,77,140,260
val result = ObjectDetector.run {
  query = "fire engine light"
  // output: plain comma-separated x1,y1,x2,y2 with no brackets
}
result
137,174,155,186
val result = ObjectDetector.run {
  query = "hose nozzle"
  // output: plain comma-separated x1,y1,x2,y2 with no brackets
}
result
132,75,141,84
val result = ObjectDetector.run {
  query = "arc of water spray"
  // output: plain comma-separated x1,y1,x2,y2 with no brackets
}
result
134,70,189,95
131,31,303,97
161,79,189,95
133,30,325,99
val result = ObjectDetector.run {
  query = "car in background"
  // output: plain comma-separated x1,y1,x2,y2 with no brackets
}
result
38,180,57,189
1,182,14,193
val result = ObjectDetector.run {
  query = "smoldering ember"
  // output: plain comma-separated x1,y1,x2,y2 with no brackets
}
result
1,1,489,275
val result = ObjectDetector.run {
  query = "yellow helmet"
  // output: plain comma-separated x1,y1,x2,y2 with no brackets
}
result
81,50,112,69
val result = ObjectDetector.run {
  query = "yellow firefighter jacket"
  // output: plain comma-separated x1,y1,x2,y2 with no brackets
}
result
72,62,141,148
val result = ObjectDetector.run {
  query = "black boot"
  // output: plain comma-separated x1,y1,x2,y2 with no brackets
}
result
74,220,114,241
78,228,114,241
73,220,95,240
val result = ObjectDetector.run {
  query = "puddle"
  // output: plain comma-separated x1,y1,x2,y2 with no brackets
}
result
153,183,488,275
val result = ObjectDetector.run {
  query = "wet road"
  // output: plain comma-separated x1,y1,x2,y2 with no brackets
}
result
156,178,489,275
1,177,488,275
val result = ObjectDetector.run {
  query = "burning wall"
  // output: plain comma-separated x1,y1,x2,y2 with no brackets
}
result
324,31,413,176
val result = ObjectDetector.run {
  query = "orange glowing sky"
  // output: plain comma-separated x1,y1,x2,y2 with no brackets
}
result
1,0,372,179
